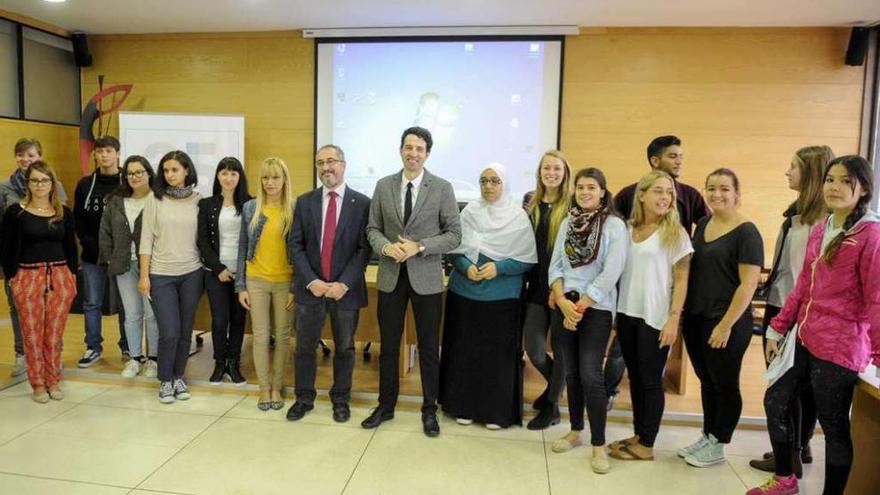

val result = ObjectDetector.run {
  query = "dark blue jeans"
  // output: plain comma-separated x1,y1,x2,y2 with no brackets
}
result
81,262,106,352
4,279,23,355
150,269,204,382
294,299,359,405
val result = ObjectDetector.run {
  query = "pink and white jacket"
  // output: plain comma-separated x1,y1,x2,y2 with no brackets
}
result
768,212,880,372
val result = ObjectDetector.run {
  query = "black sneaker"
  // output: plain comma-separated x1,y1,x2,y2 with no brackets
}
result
77,349,101,368
209,360,226,384
527,405,560,430
226,359,247,385
158,381,175,404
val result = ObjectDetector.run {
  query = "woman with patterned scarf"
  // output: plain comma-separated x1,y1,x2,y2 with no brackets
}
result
547,167,627,474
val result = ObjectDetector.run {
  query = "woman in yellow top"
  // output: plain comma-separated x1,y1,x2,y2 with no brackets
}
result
236,157,295,410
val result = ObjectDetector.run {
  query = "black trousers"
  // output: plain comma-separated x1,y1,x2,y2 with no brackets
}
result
761,304,816,450
683,312,753,443
765,343,858,495
604,335,626,397
204,270,247,361
616,314,671,448
552,307,612,446
377,266,442,414
150,269,204,382
294,299,359,405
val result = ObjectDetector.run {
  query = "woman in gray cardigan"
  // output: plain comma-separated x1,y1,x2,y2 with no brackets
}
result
98,156,159,378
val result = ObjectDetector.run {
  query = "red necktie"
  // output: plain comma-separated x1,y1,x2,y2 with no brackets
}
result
321,191,338,280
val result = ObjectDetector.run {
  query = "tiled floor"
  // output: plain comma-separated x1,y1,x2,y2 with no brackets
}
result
0,379,829,495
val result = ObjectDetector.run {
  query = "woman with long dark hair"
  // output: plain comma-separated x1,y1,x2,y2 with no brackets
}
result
547,167,627,474
748,155,879,495
138,150,203,403
0,161,77,402
197,157,251,384
99,155,159,378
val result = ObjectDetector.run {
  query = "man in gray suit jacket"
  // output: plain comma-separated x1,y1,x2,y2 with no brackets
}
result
361,126,461,437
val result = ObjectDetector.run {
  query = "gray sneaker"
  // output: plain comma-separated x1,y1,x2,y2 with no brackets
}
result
685,434,726,467
677,433,709,458
11,354,26,377
159,381,175,404
173,378,191,400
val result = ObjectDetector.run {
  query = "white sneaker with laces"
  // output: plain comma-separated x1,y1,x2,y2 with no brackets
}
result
677,433,709,458
684,434,726,467
142,360,158,378
121,359,141,378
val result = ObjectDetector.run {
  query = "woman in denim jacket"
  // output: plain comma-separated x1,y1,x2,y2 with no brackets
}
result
236,157,296,410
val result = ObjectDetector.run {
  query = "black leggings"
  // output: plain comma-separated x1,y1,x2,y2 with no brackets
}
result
683,312,753,443
551,307,612,446
765,343,858,495
761,305,816,450
616,314,671,448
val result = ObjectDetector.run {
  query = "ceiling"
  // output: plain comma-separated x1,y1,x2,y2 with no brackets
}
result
1,0,879,34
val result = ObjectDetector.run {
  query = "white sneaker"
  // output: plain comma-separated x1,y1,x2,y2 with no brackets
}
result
456,418,474,425
121,359,141,378
485,424,502,430
142,360,158,378
11,354,26,377
684,434,726,467
677,433,709,458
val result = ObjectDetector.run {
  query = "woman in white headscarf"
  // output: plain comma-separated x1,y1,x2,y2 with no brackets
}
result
439,163,537,429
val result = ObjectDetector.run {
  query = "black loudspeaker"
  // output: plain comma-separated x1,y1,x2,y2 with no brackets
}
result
72,32,93,67
845,27,869,66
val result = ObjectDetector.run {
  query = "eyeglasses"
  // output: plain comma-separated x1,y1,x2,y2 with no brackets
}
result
316,158,343,167
127,170,147,178
28,178,53,186
479,177,502,186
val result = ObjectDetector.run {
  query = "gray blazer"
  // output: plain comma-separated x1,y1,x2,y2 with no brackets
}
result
367,169,461,295
98,194,144,277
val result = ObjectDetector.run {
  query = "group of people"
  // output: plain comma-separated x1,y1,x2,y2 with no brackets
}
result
0,128,877,495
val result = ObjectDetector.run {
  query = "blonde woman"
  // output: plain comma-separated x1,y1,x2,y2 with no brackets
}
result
521,150,572,430
607,170,693,461
237,157,295,411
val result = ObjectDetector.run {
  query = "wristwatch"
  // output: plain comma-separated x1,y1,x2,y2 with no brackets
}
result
418,242,426,254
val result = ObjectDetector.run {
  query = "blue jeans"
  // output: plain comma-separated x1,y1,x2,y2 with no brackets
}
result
4,279,23,355
116,264,159,359
81,262,106,352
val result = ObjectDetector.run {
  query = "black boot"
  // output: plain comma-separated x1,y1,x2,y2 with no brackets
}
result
209,360,226,384
527,404,560,430
226,358,247,385
532,389,550,411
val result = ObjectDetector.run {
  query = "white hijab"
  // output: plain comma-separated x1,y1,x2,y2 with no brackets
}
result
452,163,538,265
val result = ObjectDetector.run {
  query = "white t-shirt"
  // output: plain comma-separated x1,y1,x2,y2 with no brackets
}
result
617,225,694,331
123,195,148,260
218,205,242,272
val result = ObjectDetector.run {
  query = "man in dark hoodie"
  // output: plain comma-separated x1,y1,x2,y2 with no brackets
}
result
74,135,124,367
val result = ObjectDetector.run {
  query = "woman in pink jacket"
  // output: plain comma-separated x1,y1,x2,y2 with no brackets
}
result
748,155,880,495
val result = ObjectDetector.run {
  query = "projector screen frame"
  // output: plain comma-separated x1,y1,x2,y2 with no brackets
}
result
312,35,566,199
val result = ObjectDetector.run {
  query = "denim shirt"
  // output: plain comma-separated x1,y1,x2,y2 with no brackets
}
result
235,199,296,293
547,214,627,314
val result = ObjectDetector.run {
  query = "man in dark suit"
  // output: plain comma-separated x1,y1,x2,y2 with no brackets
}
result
361,126,461,437
287,144,371,423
